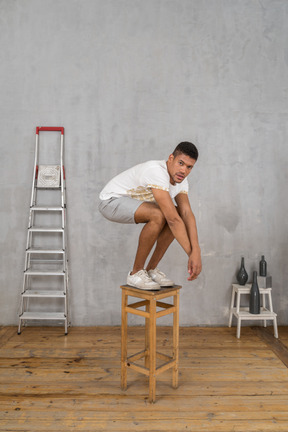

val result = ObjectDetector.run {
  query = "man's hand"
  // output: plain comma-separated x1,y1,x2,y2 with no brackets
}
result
187,247,202,281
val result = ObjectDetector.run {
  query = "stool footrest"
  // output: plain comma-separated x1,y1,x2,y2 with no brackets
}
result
156,351,172,362
156,300,173,309
127,350,147,363
128,300,149,309
125,306,149,318
156,359,176,376
127,351,175,377
127,361,150,376
156,306,176,318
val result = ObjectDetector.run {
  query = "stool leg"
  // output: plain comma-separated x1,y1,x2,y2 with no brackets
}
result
273,317,278,338
173,291,179,389
121,291,128,391
236,291,241,338
145,302,150,368
237,318,241,338
228,287,236,327
262,293,267,327
149,297,156,403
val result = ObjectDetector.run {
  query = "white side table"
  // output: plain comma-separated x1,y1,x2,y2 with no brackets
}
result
228,284,278,338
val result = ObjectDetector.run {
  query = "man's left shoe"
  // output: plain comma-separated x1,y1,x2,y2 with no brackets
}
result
147,268,174,287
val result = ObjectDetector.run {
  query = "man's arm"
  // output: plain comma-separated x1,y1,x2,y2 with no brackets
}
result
175,193,202,280
152,188,201,280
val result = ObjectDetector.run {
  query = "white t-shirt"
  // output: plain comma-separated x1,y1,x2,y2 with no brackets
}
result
99,160,189,202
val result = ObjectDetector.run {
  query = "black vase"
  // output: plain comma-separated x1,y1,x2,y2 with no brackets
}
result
249,271,260,314
237,257,248,285
259,255,267,276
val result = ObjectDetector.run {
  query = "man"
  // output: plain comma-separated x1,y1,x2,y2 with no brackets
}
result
99,141,202,290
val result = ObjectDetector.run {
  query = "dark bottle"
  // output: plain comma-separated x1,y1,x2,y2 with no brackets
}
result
259,255,267,276
237,257,248,285
249,271,260,314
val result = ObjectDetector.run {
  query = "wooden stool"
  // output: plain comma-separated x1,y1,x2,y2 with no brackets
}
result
120,284,181,403
228,284,278,338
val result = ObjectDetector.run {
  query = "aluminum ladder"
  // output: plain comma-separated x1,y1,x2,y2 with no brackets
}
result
18,127,69,334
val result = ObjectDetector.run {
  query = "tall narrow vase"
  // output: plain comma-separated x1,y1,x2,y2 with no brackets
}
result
249,271,260,314
237,257,248,286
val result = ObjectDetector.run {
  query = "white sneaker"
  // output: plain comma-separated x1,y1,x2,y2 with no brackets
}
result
127,270,160,290
148,268,174,287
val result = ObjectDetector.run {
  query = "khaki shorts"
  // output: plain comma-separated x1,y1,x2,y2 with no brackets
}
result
99,197,143,224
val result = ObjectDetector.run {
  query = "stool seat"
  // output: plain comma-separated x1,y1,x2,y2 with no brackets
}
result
120,284,181,403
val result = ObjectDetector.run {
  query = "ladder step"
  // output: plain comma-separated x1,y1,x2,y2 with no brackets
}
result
35,186,61,190
27,248,65,254
29,260,64,265
25,268,65,276
31,206,63,211
22,290,65,298
28,227,64,232
19,312,66,321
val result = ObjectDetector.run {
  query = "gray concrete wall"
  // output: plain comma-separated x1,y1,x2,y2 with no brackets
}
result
1,0,287,326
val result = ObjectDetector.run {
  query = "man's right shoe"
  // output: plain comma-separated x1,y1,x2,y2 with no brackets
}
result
127,270,161,290
148,268,174,287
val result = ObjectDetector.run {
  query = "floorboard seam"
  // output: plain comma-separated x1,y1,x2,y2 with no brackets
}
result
253,327,288,369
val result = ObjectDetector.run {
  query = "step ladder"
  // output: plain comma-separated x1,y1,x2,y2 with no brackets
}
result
18,127,69,335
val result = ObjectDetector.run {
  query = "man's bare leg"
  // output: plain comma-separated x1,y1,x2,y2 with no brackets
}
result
131,202,166,274
146,222,174,271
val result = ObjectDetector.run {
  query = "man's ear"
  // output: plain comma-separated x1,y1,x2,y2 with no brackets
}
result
168,154,174,162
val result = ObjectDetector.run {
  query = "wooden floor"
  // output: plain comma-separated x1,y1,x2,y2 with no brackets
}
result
1,325,288,431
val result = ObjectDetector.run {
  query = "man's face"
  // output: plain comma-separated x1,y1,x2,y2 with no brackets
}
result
167,153,196,185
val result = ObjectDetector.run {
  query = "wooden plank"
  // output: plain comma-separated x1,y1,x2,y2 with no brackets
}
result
1,380,288,397
1,394,288,412
1,408,288,420
1,363,287,382
0,346,278,360
1,418,288,432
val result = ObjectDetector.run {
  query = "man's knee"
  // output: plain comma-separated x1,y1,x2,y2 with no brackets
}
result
150,207,166,227
134,202,166,225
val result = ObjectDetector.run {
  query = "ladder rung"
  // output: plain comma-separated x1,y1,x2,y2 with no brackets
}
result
25,269,65,276
22,290,65,298
29,260,64,265
35,186,61,190
19,312,66,321
31,206,63,211
28,227,64,232
27,248,65,254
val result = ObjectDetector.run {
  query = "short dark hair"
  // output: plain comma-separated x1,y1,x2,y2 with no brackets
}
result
173,141,198,160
